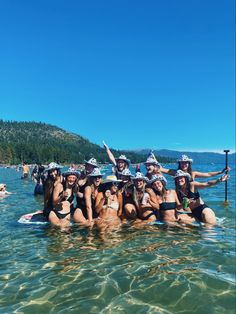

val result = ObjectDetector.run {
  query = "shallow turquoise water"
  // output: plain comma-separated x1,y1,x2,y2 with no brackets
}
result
0,164,235,313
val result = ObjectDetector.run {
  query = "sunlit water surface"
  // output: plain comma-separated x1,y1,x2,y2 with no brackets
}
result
0,164,235,313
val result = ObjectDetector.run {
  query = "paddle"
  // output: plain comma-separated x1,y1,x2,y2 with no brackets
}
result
223,149,230,206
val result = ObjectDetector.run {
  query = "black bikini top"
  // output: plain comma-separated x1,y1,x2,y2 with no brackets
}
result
159,202,177,211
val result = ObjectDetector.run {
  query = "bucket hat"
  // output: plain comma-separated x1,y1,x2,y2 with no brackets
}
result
44,162,63,172
132,172,148,182
118,169,133,177
115,155,130,165
87,168,104,177
149,174,167,185
174,170,191,180
63,167,80,178
177,155,193,163
84,158,98,168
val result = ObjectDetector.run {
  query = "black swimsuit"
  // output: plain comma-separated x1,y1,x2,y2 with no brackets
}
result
159,202,177,211
185,190,207,222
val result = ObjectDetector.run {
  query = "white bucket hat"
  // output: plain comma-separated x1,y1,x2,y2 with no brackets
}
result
84,158,98,168
149,174,167,185
174,170,191,180
44,162,63,172
115,155,131,165
144,156,160,166
87,168,104,177
177,155,193,163
63,167,80,178
132,172,148,182
118,169,133,177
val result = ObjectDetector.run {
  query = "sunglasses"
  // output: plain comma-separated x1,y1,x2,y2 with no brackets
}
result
112,182,119,187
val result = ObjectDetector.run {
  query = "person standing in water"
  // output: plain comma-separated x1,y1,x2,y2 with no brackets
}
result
42,162,63,220
174,170,229,225
51,167,81,227
103,141,130,178
21,162,30,179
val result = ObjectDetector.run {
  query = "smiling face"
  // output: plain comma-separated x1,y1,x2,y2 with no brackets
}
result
175,176,186,187
145,163,156,174
152,180,163,192
179,161,189,172
92,176,102,187
117,160,126,172
134,179,144,190
66,174,77,186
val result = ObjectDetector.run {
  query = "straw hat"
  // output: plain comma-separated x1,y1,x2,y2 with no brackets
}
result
102,175,122,184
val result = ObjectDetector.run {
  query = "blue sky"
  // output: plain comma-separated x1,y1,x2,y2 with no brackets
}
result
0,0,235,153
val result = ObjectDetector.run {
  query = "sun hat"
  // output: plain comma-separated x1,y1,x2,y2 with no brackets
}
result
102,175,122,184
84,158,98,168
149,174,167,185
44,162,63,172
118,169,133,177
115,155,131,165
132,172,148,182
174,170,191,180
87,168,104,177
177,155,193,163
63,167,80,178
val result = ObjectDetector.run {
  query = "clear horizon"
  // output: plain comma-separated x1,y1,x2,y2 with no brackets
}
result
0,1,235,152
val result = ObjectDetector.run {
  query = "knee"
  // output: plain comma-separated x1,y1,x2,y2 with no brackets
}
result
202,208,216,225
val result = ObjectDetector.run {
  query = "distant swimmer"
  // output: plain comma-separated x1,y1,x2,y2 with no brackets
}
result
174,170,229,225
21,162,30,179
160,154,230,181
0,184,12,196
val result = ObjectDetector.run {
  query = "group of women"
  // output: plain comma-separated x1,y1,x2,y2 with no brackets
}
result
39,142,229,228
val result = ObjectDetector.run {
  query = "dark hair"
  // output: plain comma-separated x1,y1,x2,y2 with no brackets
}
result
178,162,192,177
175,177,190,202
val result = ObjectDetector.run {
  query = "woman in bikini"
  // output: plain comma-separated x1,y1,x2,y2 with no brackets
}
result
174,169,229,225
50,167,80,227
95,175,122,223
124,172,159,222
74,167,104,225
148,174,196,224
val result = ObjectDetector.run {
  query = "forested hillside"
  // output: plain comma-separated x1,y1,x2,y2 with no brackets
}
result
0,120,174,165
